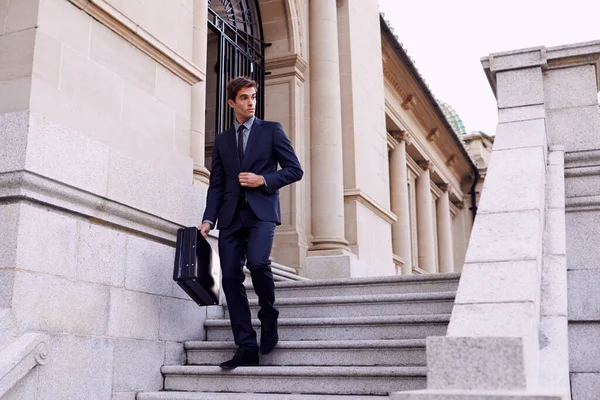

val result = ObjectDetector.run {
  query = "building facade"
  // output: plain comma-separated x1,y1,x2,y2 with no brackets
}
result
0,0,482,398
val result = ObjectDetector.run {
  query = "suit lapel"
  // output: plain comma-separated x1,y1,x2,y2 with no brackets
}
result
224,127,240,172
242,118,262,170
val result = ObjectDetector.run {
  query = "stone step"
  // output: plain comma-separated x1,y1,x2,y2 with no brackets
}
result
139,392,388,399
161,365,426,396
272,261,305,277
185,339,426,366
245,262,308,282
205,314,450,341
245,273,460,299
225,291,456,319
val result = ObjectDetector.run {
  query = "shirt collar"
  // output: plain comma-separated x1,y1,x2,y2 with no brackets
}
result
234,116,255,132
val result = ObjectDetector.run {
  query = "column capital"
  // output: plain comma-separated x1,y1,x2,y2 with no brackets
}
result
438,183,450,193
418,160,434,172
391,130,411,145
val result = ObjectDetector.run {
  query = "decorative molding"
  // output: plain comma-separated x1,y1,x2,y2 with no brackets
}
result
385,100,465,198
392,254,405,266
387,133,397,151
265,53,308,82
430,182,442,200
0,333,50,398
412,108,430,132
406,155,421,176
564,165,600,178
566,195,600,213
564,149,600,169
449,201,459,217
383,68,409,99
453,200,466,210
68,0,204,85
412,266,429,275
446,154,457,167
193,166,210,185
0,170,181,244
427,128,440,141
293,0,304,59
344,188,397,224
402,94,417,111
382,48,392,64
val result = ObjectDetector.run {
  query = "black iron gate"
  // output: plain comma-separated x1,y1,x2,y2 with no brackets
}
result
207,0,266,134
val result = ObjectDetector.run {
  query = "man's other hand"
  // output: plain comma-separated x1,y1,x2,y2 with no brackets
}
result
239,172,265,188
198,222,211,238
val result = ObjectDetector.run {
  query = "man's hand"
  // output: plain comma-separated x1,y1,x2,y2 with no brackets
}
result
198,222,211,238
239,172,265,188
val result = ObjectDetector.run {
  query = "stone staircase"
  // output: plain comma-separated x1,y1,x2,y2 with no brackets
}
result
138,273,460,399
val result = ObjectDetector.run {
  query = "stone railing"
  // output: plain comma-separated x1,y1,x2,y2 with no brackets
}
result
390,40,600,399
0,333,50,398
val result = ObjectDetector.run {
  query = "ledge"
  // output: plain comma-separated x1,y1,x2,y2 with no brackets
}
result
344,188,397,224
0,170,183,244
68,0,204,85
265,53,308,81
566,195,600,212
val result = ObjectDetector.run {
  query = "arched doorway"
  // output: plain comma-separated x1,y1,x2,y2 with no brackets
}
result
205,0,266,168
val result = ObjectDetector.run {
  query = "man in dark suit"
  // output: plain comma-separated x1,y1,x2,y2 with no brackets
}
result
198,76,303,369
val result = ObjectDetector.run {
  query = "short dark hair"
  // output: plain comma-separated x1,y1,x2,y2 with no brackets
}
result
227,77,257,102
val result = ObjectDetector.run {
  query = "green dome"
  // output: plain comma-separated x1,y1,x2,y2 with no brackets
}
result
438,100,467,136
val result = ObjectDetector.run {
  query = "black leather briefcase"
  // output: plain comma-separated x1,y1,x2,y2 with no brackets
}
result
173,227,219,306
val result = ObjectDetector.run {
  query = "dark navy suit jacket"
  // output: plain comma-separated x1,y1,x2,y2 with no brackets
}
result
203,118,303,230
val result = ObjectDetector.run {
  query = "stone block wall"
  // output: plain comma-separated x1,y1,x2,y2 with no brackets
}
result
337,0,394,275
0,0,211,398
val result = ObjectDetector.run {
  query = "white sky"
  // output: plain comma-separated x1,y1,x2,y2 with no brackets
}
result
378,0,600,135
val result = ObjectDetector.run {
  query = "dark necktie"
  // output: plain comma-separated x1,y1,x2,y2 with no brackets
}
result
237,125,245,164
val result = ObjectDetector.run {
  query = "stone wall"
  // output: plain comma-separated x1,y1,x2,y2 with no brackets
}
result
337,0,395,275
0,1,210,398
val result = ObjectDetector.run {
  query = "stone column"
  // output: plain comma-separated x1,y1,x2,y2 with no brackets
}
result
191,0,210,184
416,160,436,273
307,0,349,253
389,131,412,275
436,184,454,273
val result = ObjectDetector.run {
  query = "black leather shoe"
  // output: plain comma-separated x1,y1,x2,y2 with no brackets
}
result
260,323,279,355
219,348,259,370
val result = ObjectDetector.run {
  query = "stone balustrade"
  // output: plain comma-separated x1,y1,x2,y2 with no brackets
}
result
0,333,50,398
391,39,600,400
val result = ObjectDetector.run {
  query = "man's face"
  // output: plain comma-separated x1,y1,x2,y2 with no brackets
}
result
228,86,256,123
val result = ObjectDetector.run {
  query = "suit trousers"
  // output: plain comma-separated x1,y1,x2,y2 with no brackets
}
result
218,201,278,352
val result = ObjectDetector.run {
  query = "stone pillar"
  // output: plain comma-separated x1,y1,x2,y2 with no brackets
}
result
436,184,454,273
389,131,412,275
307,0,349,253
191,0,210,184
416,160,436,273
